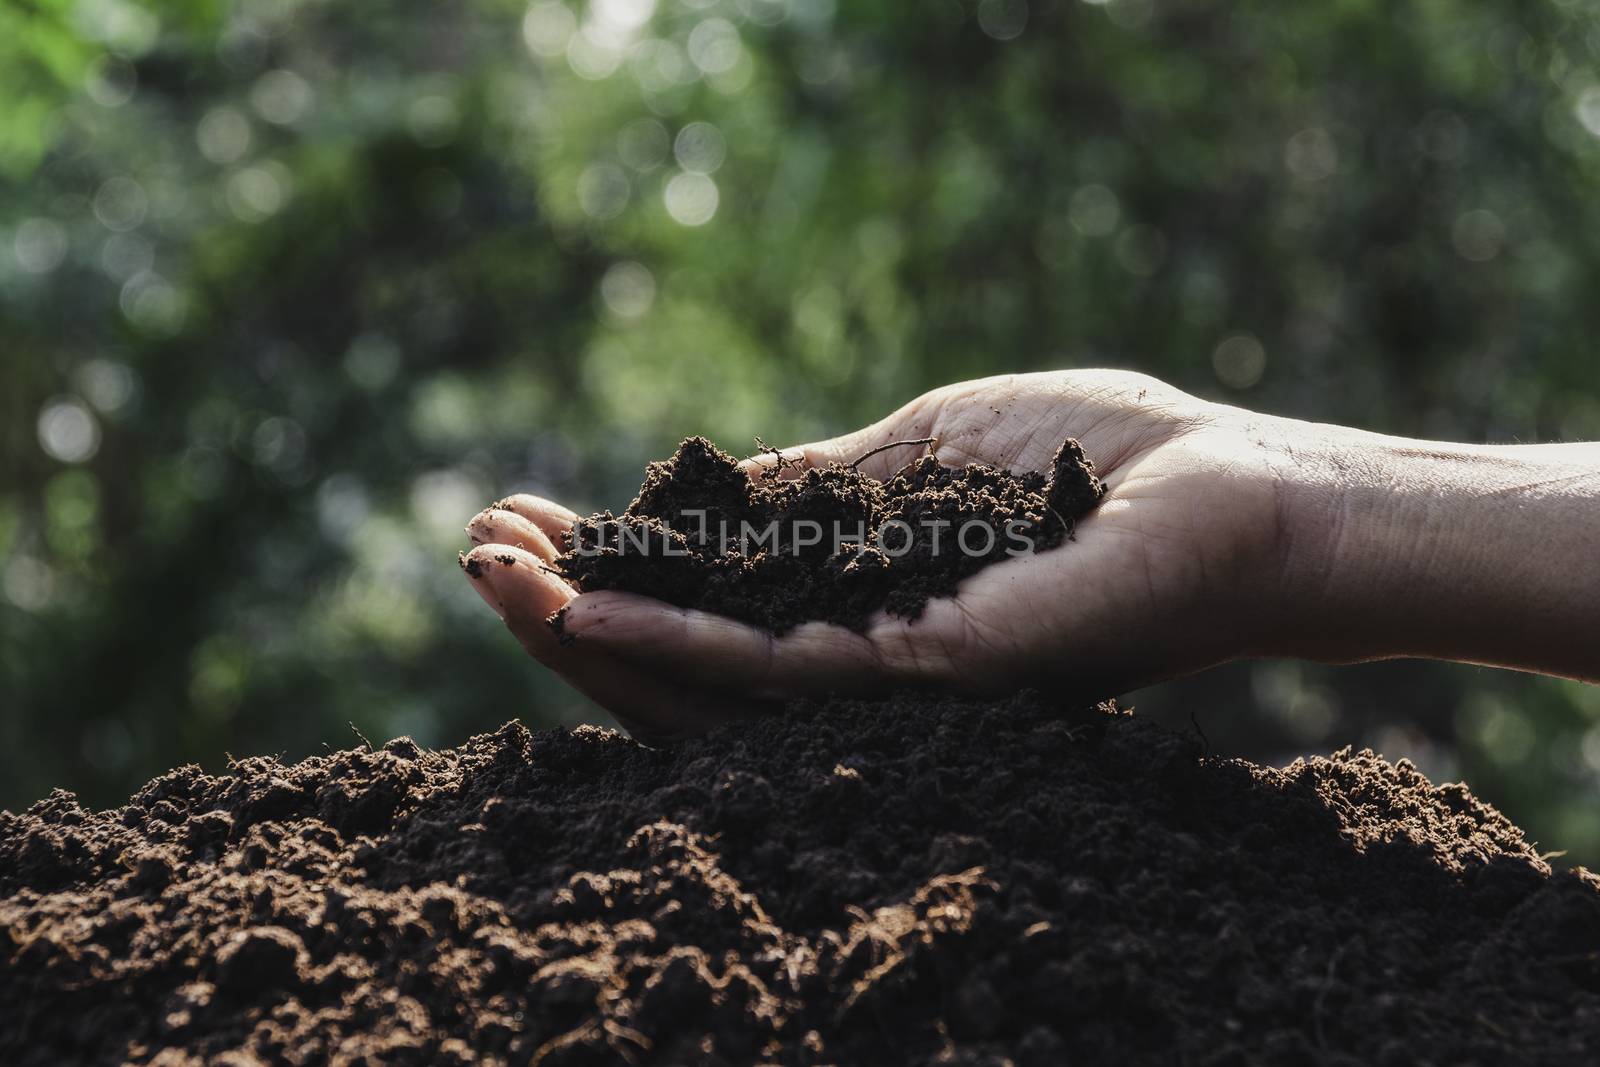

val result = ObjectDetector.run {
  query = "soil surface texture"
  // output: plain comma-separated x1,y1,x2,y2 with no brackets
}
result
552,436,1106,632
4,694,1599,1066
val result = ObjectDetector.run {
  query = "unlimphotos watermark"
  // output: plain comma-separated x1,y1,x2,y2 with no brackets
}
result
567,510,1048,559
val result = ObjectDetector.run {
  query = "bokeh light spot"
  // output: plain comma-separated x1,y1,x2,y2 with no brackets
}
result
197,107,253,165
409,375,481,447
217,19,268,71
793,284,842,342
1068,184,1120,236
119,272,188,336
74,0,160,56
577,162,631,218
2,555,55,612
38,396,102,464
977,0,1028,41
76,360,139,413
252,416,309,483
1212,333,1267,389
410,468,489,544
630,39,694,94
226,163,290,223
664,171,719,226
1285,127,1339,182
687,18,742,74
1575,87,1600,139
250,69,314,125
94,176,148,232
618,117,671,170
674,121,726,174
345,333,401,390
594,0,656,32
523,2,576,58
600,261,657,318
567,26,625,80
100,231,154,280
14,219,69,274
1582,725,1600,774
1460,693,1534,767
189,637,246,720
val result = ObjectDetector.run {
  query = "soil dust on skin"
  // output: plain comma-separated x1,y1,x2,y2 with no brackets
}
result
3,695,1600,1065
552,435,1106,633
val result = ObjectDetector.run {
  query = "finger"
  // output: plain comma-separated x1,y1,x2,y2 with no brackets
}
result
461,543,571,623
736,423,899,483
491,493,582,547
738,441,843,483
460,545,749,738
466,507,560,561
560,590,901,699
739,426,951,485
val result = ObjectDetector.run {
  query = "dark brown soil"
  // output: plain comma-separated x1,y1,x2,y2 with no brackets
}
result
552,436,1105,632
4,695,1599,1065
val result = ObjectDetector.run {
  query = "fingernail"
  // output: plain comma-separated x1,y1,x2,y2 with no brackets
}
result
459,551,506,619
547,606,576,646
465,508,502,546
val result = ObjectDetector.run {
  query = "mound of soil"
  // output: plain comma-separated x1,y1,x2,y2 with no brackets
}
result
4,695,1598,1065
552,436,1105,632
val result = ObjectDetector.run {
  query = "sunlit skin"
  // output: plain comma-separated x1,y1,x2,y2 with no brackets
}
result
462,369,1600,742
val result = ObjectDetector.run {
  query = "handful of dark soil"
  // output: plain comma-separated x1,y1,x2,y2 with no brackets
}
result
554,435,1106,632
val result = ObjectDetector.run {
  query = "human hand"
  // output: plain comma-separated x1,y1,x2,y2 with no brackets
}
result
461,370,1299,739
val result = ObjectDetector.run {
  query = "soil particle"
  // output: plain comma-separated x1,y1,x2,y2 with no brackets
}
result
553,436,1106,632
4,694,1598,1065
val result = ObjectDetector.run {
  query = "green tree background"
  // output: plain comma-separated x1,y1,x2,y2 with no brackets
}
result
4,0,1599,862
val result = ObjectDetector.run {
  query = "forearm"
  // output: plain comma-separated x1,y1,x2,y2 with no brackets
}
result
1260,418,1600,682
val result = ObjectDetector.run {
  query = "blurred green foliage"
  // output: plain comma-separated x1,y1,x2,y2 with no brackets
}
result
3,0,1600,862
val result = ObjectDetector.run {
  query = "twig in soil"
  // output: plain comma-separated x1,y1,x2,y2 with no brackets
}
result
348,721,374,751
1189,708,1209,755
1042,500,1077,540
849,437,938,470
752,436,805,480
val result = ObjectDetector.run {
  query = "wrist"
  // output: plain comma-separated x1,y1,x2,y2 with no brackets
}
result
1262,420,1445,662
1259,418,1600,678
